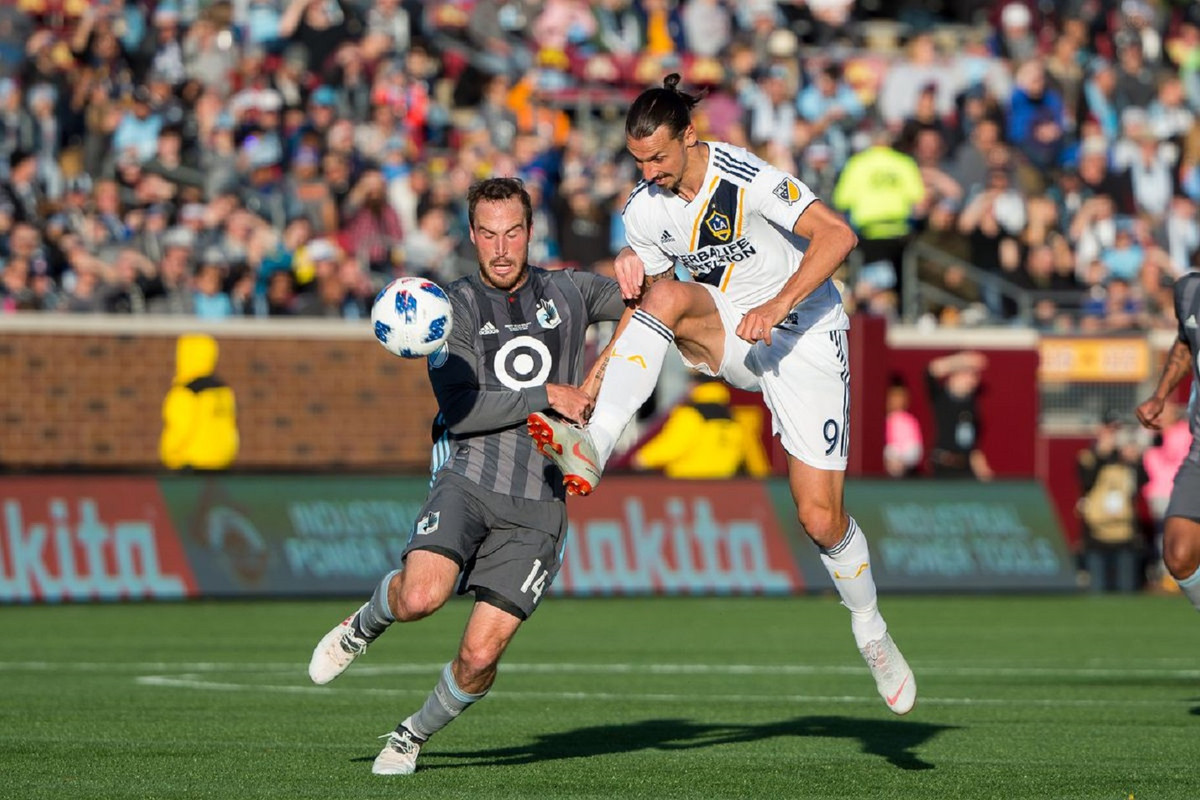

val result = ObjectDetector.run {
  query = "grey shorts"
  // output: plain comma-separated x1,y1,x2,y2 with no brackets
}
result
1166,457,1200,521
402,472,567,620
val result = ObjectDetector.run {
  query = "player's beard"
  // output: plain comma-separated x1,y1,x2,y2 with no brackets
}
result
479,254,529,291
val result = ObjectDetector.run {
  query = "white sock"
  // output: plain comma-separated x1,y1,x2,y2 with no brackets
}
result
1176,568,1200,611
589,309,674,461
819,517,888,649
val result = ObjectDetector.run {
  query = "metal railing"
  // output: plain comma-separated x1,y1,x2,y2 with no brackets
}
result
896,242,1087,326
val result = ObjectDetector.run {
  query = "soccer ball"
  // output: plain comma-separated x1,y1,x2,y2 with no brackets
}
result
371,277,453,358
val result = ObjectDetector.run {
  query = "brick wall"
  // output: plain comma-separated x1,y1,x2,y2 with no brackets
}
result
0,322,437,471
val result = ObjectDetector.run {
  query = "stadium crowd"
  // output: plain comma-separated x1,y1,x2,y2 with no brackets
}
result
0,0,1197,331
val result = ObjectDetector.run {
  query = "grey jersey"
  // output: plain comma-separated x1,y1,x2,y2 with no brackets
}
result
1173,272,1200,462
428,267,625,501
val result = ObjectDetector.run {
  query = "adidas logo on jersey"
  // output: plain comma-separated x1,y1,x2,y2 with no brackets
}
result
479,321,499,335
1186,314,1198,329
660,230,675,244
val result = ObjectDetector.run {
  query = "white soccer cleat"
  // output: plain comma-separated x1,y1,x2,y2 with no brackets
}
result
372,727,424,775
527,412,603,496
308,603,371,685
860,633,917,715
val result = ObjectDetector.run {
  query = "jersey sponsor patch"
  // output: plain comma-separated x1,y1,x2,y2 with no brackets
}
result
494,335,552,389
427,344,449,369
773,178,801,205
415,511,440,535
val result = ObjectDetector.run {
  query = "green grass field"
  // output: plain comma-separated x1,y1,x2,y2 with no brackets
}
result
1,594,1196,799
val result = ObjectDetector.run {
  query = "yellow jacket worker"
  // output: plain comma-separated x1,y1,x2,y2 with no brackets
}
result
160,333,239,470
633,381,746,479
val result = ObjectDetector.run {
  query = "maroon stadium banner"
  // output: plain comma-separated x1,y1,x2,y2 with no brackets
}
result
0,477,197,603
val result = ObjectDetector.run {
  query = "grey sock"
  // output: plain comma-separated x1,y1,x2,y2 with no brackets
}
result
355,569,400,641
404,662,487,740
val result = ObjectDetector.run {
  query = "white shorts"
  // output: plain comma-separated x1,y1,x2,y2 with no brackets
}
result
681,284,850,471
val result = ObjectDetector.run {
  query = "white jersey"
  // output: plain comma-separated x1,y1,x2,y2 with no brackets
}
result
623,141,849,334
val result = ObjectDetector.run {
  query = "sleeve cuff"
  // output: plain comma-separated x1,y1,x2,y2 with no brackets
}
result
522,385,549,412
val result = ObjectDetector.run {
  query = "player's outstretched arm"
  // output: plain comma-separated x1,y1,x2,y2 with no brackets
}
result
737,201,857,345
1137,337,1192,430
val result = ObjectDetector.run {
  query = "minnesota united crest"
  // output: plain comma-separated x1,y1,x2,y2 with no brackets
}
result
536,298,561,329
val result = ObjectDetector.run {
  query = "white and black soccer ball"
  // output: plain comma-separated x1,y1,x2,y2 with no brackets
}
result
371,277,453,358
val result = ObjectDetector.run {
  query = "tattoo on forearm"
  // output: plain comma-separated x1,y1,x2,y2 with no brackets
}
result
1161,340,1192,394
586,353,611,393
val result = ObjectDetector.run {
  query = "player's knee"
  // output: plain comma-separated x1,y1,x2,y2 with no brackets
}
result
797,505,845,549
639,281,687,327
1162,522,1200,579
392,584,448,621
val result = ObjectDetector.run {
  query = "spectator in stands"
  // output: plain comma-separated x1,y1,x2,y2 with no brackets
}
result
0,0,1190,339
884,376,923,478
878,32,953,130
680,0,732,59
403,204,457,281
926,351,993,480
3,149,44,224
796,62,864,170
1161,196,1200,277
259,268,298,317
1142,398,1191,591
279,0,360,77
1114,38,1157,112
193,248,234,320
957,167,1026,317
1045,27,1085,126
145,227,194,314
833,128,925,303
0,253,30,311
104,247,150,314
1082,57,1120,141
342,168,403,275
947,116,1003,202
1077,411,1146,593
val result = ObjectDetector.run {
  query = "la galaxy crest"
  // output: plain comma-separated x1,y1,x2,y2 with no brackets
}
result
704,208,732,242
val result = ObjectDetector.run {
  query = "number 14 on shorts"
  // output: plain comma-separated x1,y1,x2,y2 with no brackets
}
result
521,559,549,602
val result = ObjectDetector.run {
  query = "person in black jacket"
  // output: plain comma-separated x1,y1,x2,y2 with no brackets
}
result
926,350,994,480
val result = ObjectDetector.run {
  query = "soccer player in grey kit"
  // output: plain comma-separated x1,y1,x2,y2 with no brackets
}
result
308,178,626,775
1136,272,1200,610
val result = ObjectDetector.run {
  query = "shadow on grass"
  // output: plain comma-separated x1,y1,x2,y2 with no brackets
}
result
405,715,956,772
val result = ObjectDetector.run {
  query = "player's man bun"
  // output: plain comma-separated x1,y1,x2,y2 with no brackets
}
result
626,73,705,140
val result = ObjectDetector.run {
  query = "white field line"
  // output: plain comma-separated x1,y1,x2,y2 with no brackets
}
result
2,660,1200,679
132,673,1188,708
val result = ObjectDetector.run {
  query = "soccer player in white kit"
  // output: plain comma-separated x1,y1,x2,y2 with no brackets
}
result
529,74,917,715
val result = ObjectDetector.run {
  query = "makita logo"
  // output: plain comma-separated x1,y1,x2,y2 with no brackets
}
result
556,494,798,594
1,497,188,601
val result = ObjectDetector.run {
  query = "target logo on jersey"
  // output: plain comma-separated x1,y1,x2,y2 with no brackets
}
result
494,336,552,390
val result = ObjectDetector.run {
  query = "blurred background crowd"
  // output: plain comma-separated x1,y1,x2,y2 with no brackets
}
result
0,0,1198,331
